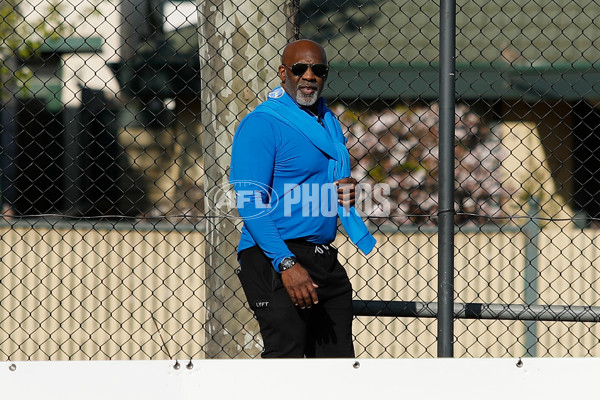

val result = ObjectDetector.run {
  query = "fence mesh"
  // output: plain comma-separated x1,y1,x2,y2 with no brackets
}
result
1,0,600,360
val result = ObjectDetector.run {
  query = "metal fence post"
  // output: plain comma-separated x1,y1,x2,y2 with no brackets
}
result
437,0,456,358
523,197,541,356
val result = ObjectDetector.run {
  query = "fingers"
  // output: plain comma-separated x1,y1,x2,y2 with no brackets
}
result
309,283,319,305
337,187,355,207
287,286,316,309
281,264,319,309
335,177,357,208
296,286,313,309
293,280,319,309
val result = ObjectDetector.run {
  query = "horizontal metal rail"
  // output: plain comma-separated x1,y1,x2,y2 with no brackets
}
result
353,300,600,323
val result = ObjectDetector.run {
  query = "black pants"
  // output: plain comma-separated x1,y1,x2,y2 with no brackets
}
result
237,240,355,358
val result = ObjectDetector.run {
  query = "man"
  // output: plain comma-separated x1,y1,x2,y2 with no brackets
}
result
230,39,375,358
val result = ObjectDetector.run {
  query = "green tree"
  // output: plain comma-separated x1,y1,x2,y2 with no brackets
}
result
1,0,76,99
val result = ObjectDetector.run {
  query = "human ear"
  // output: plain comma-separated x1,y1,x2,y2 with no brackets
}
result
278,65,286,83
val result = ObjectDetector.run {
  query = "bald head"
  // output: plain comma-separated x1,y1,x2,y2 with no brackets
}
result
281,40,327,66
278,40,328,111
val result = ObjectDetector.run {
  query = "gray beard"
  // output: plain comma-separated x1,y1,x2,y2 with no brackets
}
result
296,90,319,106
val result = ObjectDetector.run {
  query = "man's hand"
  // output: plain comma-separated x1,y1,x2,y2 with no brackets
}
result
335,177,357,209
281,263,319,309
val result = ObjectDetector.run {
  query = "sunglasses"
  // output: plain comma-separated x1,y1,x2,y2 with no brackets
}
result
283,63,329,78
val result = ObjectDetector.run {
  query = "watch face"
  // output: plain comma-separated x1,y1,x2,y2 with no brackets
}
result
280,257,296,271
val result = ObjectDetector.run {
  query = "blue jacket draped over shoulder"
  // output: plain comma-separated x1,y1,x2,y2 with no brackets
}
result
230,87,376,270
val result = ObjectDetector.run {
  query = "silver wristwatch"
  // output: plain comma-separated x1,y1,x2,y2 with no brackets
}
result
279,256,297,272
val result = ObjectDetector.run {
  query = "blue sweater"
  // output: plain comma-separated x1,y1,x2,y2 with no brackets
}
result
230,88,375,271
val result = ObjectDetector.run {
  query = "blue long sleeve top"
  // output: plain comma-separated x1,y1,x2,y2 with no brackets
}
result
230,87,375,271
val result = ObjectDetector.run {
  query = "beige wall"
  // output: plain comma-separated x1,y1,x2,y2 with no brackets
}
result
499,102,575,218
1,224,599,360
0,224,206,360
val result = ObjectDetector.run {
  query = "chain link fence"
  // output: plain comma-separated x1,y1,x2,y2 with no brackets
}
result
1,0,600,360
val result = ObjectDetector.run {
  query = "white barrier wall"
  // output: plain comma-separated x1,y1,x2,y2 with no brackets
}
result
2,358,599,399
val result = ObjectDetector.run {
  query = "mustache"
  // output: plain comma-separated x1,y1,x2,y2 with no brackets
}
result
297,82,318,90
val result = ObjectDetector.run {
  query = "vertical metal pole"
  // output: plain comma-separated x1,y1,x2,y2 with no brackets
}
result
437,0,456,358
523,197,540,356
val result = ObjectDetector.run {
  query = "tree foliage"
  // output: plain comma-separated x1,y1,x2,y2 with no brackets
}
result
0,0,77,99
